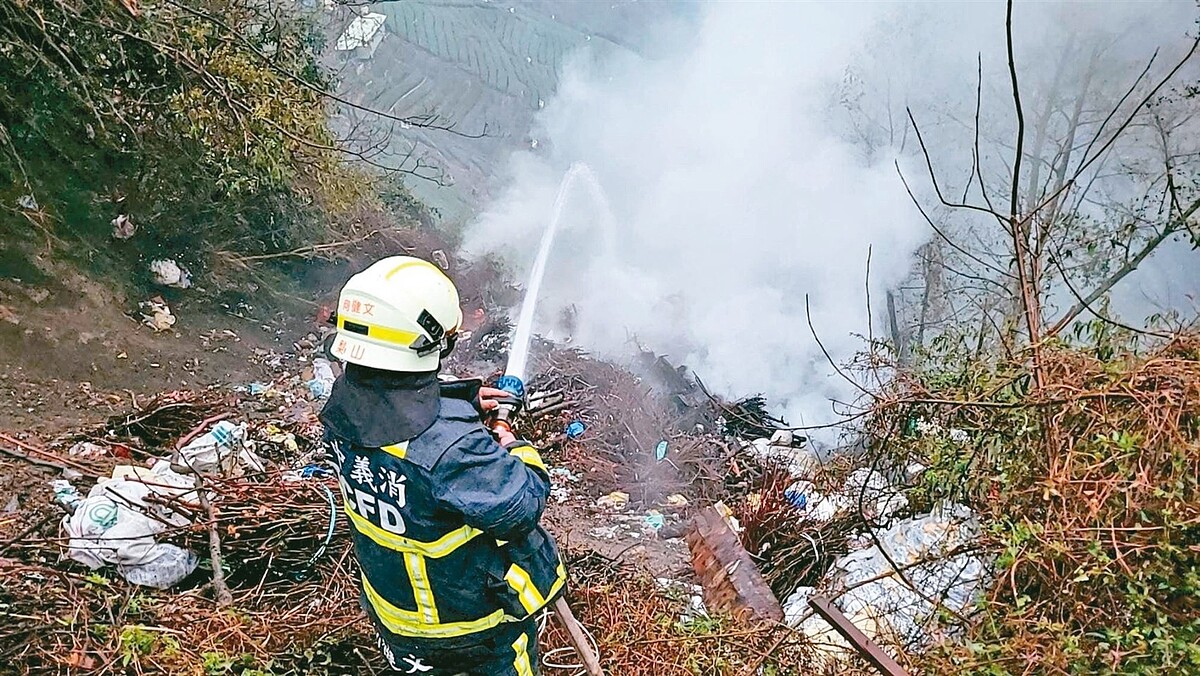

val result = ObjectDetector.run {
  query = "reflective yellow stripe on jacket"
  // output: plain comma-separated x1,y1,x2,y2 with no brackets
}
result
362,574,508,639
513,633,535,676
380,442,408,459
404,552,438,624
343,501,481,557
508,444,548,473
504,562,568,616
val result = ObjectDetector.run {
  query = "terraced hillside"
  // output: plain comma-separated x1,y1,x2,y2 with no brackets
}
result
331,0,689,225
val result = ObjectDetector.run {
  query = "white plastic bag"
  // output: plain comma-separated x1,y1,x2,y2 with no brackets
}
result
307,358,335,399
175,420,263,474
788,503,989,652
63,464,200,589
148,259,191,288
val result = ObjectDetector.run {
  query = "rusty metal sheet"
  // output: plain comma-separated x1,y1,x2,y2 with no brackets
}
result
808,595,909,676
685,506,783,624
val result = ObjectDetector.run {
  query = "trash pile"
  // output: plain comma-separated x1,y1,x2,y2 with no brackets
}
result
48,410,323,594
782,503,988,652
1,402,368,673
0,318,835,674
730,424,991,669
0,285,1008,675
517,345,775,509
61,461,202,589
0,315,368,671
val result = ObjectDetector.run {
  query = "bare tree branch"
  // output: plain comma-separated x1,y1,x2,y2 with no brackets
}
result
897,162,1016,281
908,107,1008,225
1048,196,1200,335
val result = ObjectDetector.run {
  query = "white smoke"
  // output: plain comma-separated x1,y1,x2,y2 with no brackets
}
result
465,4,927,430
463,1,1199,430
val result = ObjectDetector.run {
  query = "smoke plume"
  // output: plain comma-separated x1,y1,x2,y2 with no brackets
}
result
463,2,1198,432
465,4,926,432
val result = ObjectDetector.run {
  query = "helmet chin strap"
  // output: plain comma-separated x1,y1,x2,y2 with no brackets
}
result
438,333,458,361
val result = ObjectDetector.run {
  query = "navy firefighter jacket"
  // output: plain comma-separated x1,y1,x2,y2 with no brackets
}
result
322,375,566,649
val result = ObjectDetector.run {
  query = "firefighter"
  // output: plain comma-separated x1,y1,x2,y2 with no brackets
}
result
320,256,565,675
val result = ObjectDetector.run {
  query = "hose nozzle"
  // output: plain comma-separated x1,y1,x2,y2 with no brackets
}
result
489,374,525,436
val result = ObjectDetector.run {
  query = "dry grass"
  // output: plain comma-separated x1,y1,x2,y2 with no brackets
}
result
867,335,1200,674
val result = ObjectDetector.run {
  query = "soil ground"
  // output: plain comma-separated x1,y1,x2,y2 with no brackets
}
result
0,250,324,437
0,249,692,579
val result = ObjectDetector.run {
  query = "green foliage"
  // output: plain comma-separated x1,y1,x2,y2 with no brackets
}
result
1068,305,1143,361
125,591,153,616
118,625,181,666
203,650,273,675
0,0,370,285
83,572,112,588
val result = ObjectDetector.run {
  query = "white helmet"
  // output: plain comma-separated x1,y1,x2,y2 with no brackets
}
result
330,256,462,372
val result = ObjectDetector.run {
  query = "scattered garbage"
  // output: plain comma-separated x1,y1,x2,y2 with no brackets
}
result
174,420,264,475
785,502,988,655
68,441,108,459
842,467,909,522
547,467,580,504
263,424,300,454
306,358,335,399
0,250,827,674
49,479,83,512
914,418,970,444
777,480,848,524
665,494,689,508
713,500,742,533
597,491,629,511
299,464,334,479
17,194,38,210
655,577,709,624
565,420,586,439
588,525,621,540
62,463,202,589
783,483,808,509
549,467,580,483
111,214,137,239
430,249,449,269
744,436,821,478
139,297,176,331
782,585,816,627
643,510,666,531
655,440,668,461
148,259,192,289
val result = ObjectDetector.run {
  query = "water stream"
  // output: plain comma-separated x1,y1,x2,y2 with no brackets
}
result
504,162,611,381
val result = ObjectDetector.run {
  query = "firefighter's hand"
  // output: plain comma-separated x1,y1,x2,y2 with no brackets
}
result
493,425,517,447
478,386,510,413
